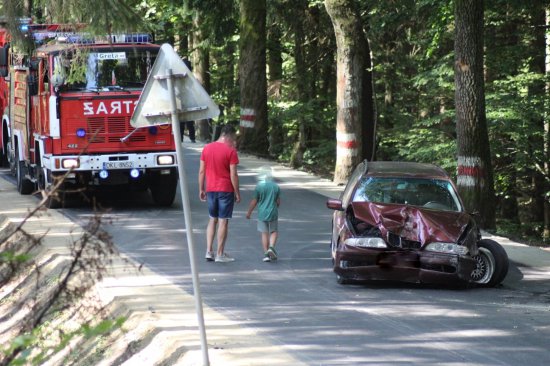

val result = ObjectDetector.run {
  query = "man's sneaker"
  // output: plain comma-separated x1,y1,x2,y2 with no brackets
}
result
263,253,271,262
205,251,215,262
215,253,235,263
268,246,278,260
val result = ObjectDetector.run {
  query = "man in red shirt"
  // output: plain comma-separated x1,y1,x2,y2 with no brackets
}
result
199,124,241,262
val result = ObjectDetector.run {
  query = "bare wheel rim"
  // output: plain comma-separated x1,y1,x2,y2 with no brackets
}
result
471,247,496,284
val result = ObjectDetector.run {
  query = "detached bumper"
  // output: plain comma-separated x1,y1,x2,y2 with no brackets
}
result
334,244,476,284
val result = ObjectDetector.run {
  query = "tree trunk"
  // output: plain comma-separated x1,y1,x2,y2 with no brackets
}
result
325,0,371,184
544,8,550,241
529,5,547,230
454,0,496,229
238,0,269,155
267,22,283,83
362,34,376,161
290,0,308,167
267,15,284,155
191,10,212,142
24,0,33,16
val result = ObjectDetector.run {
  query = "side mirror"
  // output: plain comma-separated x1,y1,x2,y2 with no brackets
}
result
0,44,9,77
326,198,344,211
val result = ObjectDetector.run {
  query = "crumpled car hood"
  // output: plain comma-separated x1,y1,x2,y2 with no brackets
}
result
351,202,471,245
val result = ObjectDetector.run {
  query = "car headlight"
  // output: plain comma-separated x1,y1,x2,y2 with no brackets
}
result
157,154,175,165
62,158,80,169
344,237,387,248
425,242,468,255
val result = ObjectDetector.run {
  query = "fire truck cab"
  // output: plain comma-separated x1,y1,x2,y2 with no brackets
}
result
0,21,178,208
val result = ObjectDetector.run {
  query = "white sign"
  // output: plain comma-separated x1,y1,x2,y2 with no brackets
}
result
95,52,126,60
130,44,219,128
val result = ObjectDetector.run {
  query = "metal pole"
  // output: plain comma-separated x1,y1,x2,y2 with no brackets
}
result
167,68,210,366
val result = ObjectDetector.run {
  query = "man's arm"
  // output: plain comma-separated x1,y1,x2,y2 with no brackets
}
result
230,164,240,203
199,160,206,201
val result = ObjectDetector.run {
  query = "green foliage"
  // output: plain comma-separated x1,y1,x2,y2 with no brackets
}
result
1,317,127,365
41,0,146,33
269,94,335,174
6,0,547,242
82,317,127,339
0,250,32,264
497,218,549,246
65,49,89,85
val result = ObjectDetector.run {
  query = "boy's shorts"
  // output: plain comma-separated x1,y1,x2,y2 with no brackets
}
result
207,192,235,219
257,219,278,233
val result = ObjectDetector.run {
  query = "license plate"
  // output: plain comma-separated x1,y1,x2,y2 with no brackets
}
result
103,161,134,169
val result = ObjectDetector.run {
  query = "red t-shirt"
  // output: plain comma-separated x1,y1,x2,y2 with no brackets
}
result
200,141,239,192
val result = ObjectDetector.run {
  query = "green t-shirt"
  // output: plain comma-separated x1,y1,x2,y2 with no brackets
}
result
254,180,280,222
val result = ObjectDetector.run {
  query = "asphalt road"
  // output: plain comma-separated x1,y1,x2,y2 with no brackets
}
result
5,143,550,366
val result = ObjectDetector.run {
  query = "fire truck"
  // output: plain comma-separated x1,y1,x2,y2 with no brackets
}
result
0,20,178,208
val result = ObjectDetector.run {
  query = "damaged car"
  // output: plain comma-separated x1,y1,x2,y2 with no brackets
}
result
326,161,509,287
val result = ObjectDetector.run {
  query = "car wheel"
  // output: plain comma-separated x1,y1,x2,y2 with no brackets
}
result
16,149,34,195
0,145,7,168
470,239,509,287
149,169,178,207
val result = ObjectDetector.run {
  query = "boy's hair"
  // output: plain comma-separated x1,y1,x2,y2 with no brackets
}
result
220,124,236,136
257,166,273,182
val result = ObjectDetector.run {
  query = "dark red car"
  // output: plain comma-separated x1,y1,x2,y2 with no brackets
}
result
326,161,509,287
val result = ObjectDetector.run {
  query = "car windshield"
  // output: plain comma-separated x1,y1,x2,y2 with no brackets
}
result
353,177,462,212
52,47,157,91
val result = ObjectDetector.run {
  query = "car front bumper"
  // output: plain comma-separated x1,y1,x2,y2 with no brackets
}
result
334,244,476,284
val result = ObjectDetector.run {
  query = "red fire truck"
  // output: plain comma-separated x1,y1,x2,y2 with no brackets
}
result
0,21,178,208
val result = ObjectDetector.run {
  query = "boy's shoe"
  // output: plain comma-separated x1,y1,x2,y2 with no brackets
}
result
215,253,235,263
262,253,271,262
268,246,278,260
205,251,215,262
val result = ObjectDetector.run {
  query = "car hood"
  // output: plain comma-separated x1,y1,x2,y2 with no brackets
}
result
351,202,471,245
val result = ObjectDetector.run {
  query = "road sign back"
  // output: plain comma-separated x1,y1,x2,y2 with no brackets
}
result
130,43,220,128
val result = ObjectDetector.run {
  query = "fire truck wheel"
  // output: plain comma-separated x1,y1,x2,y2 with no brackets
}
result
0,147,7,168
16,150,34,195
37,169,64,209
150,170,177,207
8,142,16,176
44,193,62,209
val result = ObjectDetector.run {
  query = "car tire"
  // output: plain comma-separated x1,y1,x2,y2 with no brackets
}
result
16,149,34,195
149,169,178,207
0,146,7,168
470,239,509,287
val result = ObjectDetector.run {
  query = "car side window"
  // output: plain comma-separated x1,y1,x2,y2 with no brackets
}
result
341,162,366,208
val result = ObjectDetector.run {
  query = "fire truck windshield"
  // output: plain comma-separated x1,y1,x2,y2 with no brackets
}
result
52,47,158,92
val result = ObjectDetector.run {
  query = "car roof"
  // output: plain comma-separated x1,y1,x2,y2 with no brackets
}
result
364,161,451,180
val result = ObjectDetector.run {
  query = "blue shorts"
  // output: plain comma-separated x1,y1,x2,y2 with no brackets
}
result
207,192,235,219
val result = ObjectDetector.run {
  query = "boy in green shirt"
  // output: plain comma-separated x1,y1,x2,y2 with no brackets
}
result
246,166,281,262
